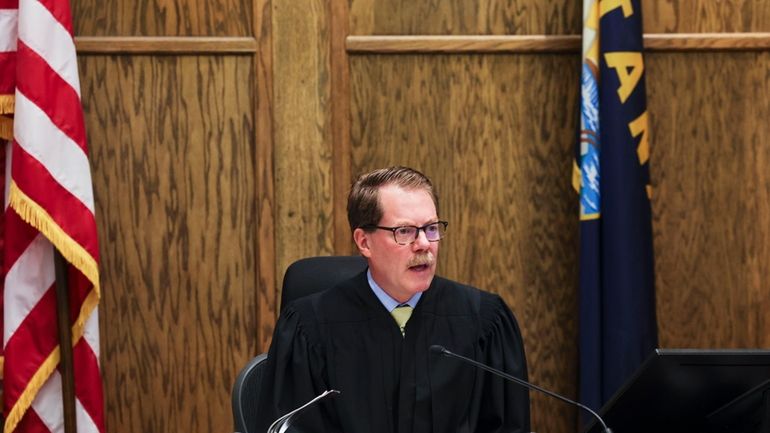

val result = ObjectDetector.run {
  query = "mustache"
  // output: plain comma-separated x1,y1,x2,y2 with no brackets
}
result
407,252,435,268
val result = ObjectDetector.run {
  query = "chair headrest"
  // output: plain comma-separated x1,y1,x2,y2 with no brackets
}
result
280,255,368,311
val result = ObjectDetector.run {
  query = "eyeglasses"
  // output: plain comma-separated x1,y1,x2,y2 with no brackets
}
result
363,221,448,245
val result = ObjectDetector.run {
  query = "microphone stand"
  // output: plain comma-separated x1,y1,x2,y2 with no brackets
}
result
267,389,341,433
430,345,613,433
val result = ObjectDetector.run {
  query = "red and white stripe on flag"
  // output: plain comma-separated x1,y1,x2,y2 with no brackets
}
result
1,0,104,433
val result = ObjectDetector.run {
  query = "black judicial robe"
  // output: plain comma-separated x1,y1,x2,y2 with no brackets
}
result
255,271,530,433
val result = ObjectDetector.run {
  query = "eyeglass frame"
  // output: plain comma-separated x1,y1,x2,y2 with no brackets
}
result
361,221,448,245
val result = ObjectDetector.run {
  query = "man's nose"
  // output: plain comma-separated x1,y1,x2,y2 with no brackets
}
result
412,228,431,249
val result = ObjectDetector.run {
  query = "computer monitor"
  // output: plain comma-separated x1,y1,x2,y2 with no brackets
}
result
583,349,770,433
706,378,770,433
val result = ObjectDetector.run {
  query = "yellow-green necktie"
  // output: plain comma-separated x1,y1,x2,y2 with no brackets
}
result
391,305,413,337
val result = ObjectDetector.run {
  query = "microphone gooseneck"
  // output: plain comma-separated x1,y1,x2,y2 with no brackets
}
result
429,345,612,433
267,389,341,433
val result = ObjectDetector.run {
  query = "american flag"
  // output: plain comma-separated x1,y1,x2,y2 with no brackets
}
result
1,1,104,433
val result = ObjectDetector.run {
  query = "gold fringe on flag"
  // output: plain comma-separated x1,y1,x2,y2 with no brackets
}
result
3,349,63,433
4,181,101,433
0,116,13,141
8,181,100,288
0,94,14,114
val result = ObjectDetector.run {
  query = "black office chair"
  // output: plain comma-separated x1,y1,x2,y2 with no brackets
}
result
280,255,367,311
231,256,368,433
232,353,268,433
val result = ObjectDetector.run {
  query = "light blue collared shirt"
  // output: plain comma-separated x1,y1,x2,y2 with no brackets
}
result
367,269,422,312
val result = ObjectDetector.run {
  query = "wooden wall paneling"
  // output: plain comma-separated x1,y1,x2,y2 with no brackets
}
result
344,33,770,54
255,0,277,352
745,53,770,346
347,35,581,53
72,0,252,36
349,53,581,433
80,54,257,433
74,36,259,54
644,0,770,33
348,0,581,35
272,0,336,301
330,0,355,254
648,51,770,349
643,33,770,51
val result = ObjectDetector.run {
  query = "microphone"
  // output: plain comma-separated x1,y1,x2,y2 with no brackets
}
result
267,389,341,433
429,345,612,433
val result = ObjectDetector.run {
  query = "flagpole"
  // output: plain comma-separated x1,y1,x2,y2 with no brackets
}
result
54,249,78,433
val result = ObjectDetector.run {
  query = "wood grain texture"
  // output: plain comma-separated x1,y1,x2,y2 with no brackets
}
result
255,0,277,353
349,0,770,37
644,33,770,51
75,36,258,54
647,51,770,348
331,0,356,255
349,0,581,35
345,33,770,54
80,55,257,433
349,53,581,433
644,0,770,33
72,0,252,36
347,35,581,53
272,0,336,298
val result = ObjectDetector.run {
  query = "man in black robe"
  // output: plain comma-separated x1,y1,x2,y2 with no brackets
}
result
256,166,530,433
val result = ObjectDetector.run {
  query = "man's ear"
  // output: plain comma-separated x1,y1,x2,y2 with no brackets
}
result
353,228,372,258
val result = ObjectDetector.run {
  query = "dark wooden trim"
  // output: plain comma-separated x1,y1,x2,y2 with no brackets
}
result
253,0,277,353
75,36,258,54
330,0,353,255
346,33,770,54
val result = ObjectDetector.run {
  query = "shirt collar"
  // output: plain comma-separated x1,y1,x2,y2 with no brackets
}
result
367,269,422,312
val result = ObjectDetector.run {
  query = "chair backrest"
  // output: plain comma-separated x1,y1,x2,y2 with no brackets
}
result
280,255,368,311
231,256,367,433
232,353,268,433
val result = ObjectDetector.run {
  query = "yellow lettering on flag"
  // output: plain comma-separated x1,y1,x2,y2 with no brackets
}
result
604,52,644,103
628,110,649,164
600,0,634,18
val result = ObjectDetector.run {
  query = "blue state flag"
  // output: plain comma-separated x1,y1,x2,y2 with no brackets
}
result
575,0,658,415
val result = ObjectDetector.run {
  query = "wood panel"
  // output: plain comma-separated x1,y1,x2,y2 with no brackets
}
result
348,0,770,36
648,51,770,349
272,0,337,292
644,0,770,33
255,0,278,352
349,0,581,35
330,0,354,254
345,33,770,54
79,55,257,433
72,0,252,36
74,36,258,54
349,53,581,433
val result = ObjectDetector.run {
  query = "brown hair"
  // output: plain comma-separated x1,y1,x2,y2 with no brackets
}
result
347,166,438,232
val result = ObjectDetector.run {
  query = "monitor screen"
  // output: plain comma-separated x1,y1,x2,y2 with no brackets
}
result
583,349,770,433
